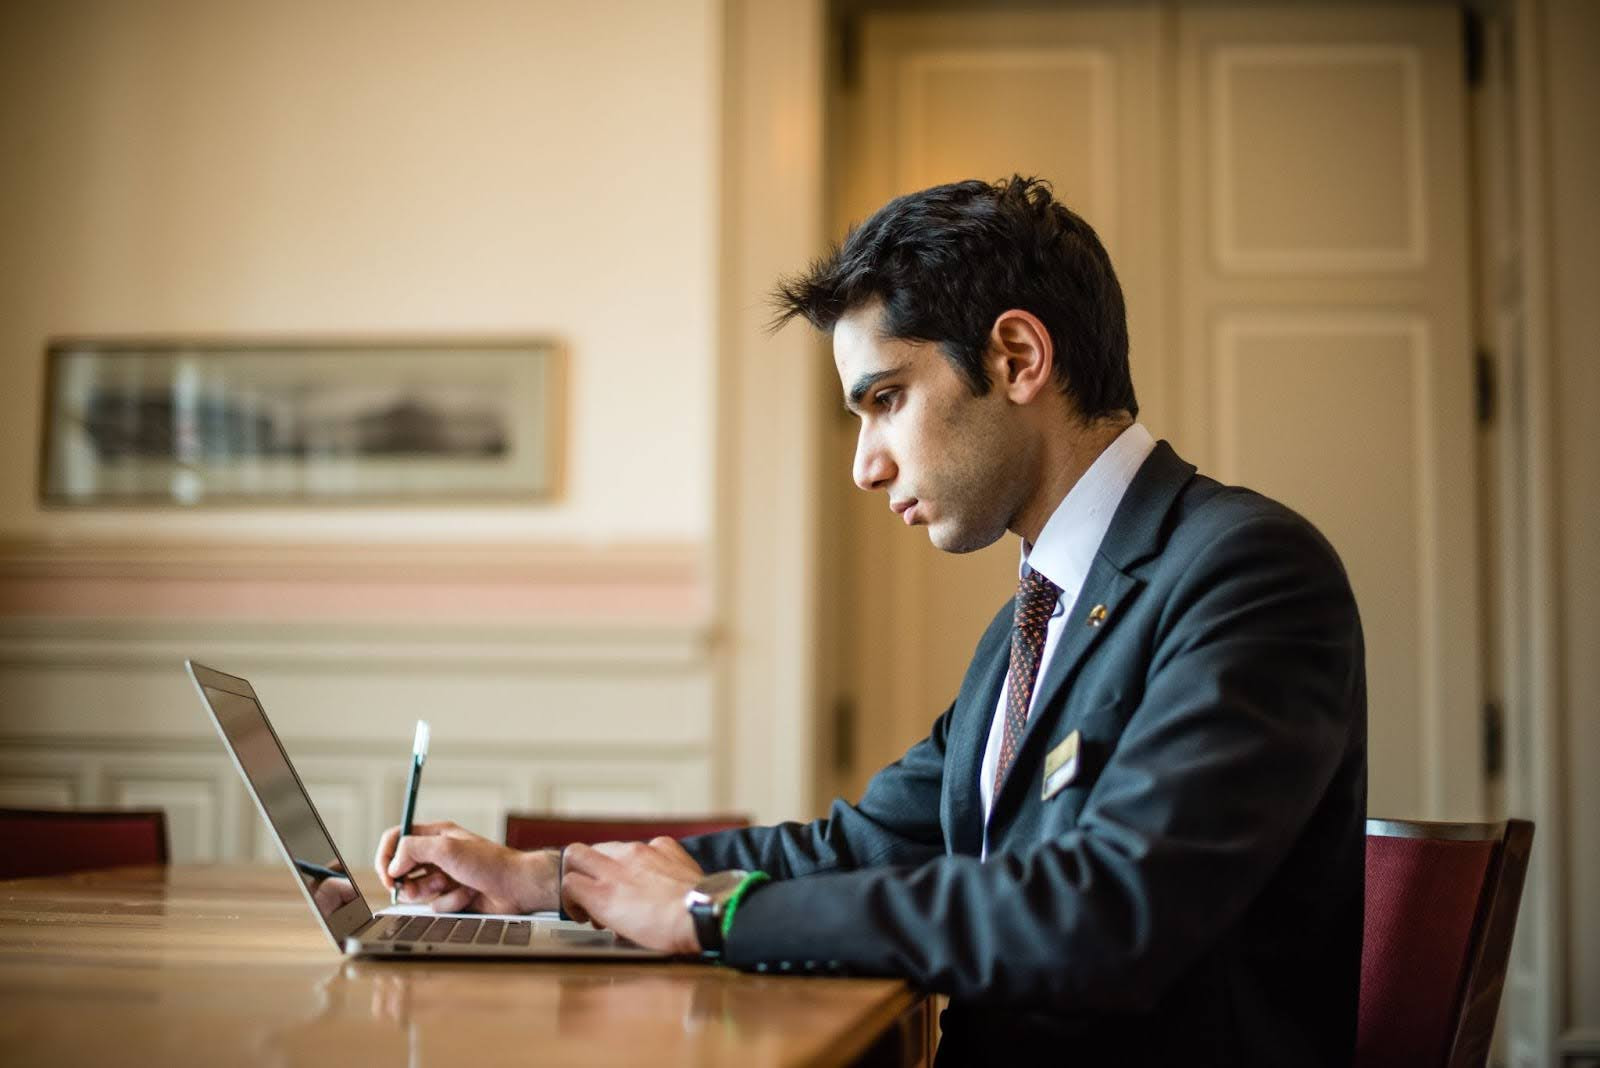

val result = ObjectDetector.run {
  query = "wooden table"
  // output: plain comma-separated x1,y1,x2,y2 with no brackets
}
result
0,865,932,1067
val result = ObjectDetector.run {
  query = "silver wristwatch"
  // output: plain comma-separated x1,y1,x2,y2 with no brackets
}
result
684,869,749,959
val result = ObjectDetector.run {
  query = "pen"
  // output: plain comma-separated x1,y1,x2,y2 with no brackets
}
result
391,719,430,905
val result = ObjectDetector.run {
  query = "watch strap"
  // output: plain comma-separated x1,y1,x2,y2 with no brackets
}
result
690,893,724,956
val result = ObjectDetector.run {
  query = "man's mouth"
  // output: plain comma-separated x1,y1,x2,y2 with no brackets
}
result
891,498,919,525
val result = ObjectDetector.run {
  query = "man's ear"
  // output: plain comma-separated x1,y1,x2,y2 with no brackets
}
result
987,309,1054,404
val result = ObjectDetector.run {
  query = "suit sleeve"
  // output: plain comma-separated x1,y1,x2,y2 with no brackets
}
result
678,703,951,878
717,514,1364,1009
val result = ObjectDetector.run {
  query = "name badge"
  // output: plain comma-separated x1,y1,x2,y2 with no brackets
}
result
1041,730,1081,800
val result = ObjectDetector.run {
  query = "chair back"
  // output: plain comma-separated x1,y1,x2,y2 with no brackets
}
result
1358,817,1534,1068
504,813,749,851
0,808,169,879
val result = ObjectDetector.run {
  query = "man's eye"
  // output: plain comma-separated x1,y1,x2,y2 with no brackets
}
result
873,389,899,410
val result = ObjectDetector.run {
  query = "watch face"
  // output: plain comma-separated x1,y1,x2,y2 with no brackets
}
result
696,870,747,901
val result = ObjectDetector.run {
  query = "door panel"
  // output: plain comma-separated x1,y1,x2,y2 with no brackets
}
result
1217,313,1429,815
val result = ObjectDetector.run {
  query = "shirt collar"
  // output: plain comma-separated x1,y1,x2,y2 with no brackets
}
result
1021,422,1157,598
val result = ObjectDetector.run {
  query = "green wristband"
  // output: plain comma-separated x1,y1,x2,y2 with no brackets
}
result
719,870,770,941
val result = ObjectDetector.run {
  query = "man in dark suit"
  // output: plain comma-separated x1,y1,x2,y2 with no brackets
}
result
378,176,1367,1066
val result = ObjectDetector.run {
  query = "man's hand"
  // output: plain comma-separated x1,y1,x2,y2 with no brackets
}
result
560,837,706,955
373,820,556,914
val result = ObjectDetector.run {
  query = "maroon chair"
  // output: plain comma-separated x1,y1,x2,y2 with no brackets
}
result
0,808,169,880
1358,817,1534,1068
504,813,750,851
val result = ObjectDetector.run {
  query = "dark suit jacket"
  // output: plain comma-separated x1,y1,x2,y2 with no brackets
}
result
682,442,1367,1066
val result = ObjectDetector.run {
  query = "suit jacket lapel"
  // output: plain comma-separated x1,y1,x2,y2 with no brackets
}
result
985,441,1197,826
947,631,1008,856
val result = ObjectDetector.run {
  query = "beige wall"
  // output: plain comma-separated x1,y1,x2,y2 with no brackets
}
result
1541,0,1600,1042
0,0,720,545
0,0,742,851
0,0,834,843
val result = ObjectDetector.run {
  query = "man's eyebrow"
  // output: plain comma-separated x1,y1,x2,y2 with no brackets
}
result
844,365,908,412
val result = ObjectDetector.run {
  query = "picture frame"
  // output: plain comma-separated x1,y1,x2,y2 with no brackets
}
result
39,337,563,506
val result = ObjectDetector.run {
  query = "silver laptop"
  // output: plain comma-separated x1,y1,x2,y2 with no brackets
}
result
187,660,666,960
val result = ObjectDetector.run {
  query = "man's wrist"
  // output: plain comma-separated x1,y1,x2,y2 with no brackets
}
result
686,870,769,958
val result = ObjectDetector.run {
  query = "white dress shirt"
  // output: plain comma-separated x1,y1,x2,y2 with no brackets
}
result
979,422,1156,858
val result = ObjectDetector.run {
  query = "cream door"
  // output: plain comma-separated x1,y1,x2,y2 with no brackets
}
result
1175,5,1480,821
824,3,1482,824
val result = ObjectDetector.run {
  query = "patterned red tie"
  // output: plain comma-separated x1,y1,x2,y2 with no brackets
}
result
994,569,1061,794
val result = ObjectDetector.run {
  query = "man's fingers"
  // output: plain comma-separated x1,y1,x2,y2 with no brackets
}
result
374,826,402,888
583,837,699,879
397,868,450,903
647,837,703,876
388,835,421,878
432,885,475,914
389,832,457,878
559,852,593,923
587,840,634,862
561,869,607,926
649,836,693,861
576,841,654,871
376,821,466,887
561,843,626,880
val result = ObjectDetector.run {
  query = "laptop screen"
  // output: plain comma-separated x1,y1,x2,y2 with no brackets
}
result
194,669,367,939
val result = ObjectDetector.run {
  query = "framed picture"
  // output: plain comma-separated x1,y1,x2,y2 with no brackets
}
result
39,338,562,505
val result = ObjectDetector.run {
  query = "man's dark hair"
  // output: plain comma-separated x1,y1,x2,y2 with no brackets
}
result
772,175,1136,419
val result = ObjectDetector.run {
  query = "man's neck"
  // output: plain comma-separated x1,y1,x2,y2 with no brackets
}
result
1011,416,1134,545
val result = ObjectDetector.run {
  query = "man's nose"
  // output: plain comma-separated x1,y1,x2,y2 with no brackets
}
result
853,429,894,492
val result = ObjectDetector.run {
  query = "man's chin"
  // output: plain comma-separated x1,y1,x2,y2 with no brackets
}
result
926,520,1005,555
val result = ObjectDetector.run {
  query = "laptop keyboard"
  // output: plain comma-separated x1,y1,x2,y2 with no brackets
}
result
368,914,534,947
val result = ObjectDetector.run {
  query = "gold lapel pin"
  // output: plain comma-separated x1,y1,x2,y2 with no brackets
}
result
1086,603,1108,628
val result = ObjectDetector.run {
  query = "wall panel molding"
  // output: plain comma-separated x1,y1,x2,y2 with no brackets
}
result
1212,311,1433,481
1211,44,1428,273
0,735,717,862
0,764,79,808
0,608,723,842
0,539,701,582
1210,309,1455,820
101,761,232,862
0,618,712,671
0,540,708,625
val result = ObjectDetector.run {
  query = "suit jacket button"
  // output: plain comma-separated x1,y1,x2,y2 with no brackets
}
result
778,960,794,972
755,962,769,973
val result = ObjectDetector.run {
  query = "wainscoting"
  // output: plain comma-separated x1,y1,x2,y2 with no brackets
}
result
0,541,722,863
